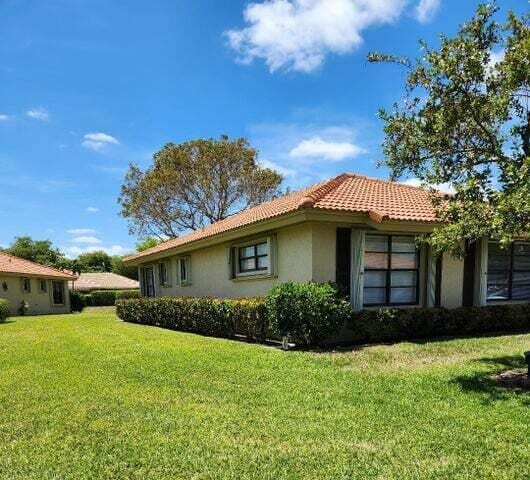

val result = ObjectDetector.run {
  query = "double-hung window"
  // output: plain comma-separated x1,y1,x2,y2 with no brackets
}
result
22,277,31,293
158,262,170,287
363,235,419,306
487,241,530,301
52,281,65,305
238,241,269,275
39,279,47,293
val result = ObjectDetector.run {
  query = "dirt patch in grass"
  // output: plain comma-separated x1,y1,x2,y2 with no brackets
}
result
490,370,530,390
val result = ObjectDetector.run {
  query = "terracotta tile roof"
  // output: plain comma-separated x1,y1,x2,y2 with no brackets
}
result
0,251,77,279
125,173,439,263
72,272,139,292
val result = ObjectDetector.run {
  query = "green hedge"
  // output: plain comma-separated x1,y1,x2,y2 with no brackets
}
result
115,290,140,300
69,291,85,312
0,299,9,322
80,290,140,307
348,304,530,343
266,282,351,346
116,297,267,341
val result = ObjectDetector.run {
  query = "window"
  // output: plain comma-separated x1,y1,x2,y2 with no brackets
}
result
158,262,170,287
52,281,64,305
178,257,190,285
141,267,155,297
39,279,47,293
487,241,530,301
363,235,419,306
22,277,31,293
238,241,269,275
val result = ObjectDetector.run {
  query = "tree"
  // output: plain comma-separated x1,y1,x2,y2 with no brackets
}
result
2,236,68,268
119,136,283,239
369,4,529,256
111,256,138,280
77,251,113,272
135,237,160,252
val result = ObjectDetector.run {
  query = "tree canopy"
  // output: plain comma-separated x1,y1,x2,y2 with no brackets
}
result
135,237,160,252
118,136,283,239
369,4,530,255
2,236,69,269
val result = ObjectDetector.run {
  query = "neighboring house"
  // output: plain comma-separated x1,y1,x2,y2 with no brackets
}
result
124,173,530,310
71,272,139,293
0,251,75,315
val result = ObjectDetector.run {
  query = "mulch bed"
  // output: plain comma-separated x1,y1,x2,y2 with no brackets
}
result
490,370,530,390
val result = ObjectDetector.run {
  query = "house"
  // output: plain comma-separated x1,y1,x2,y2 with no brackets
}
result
71,272,139,293
0,251,75,315
124,173,530,310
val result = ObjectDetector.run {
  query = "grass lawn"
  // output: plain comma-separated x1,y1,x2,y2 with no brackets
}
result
0,309,529,479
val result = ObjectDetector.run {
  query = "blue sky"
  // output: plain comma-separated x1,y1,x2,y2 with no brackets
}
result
0,0,524,257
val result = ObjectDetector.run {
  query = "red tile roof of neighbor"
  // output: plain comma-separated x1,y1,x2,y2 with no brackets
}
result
73,273,139,292
125,173,440,263
0,251,77,280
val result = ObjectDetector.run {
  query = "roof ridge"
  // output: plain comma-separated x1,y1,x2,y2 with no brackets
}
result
297,173,352,208
0,251,76,279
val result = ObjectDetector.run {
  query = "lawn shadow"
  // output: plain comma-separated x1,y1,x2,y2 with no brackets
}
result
451,355,530,405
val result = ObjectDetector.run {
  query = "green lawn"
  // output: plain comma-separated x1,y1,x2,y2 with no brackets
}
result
0,309,529,479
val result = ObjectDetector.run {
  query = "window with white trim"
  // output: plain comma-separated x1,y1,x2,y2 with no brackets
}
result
178,257,190,285
158,262,170,287
487,241,530,301
363,235,419,306
237,240,269,276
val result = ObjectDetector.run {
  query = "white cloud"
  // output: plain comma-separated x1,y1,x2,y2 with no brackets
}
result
289,136,365,161
67,228,96,235
85,206,99,213
259,159,297,177
0,114,10,121
415,0,440,23
488,49,505,70
82,132,120,152
72,236,102,245
226,0,414,73
401,178,455,195
63,244,130,259
26,108,50,121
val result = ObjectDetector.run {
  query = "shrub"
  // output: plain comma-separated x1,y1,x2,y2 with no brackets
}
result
349,303,530,343
81,294,93,307
115,290,140,301
265,282,352,346
116,296,268,340
0,299,9,322
90,290,117,306
69,291,85,312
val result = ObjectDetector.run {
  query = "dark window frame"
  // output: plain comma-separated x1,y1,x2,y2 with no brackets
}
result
22,277,31,293
158,262,169,287
487,241,530,301
238,241,269,274
39,279,47,293
52,281,65,305
178,257,190,285
363,234,420,307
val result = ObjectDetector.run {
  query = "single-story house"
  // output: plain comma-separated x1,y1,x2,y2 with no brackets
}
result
0,251,75,315
124,173,530,310
71,272,139,293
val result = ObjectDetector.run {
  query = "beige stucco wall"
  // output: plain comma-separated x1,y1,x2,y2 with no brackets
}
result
138,220,468,309
440,252,464,309
0,276,71,315
151,222,314,298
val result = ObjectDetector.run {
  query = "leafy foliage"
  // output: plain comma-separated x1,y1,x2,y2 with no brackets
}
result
77,251,113,272
119,136,283,239
110,256,138,280
135,237,160,252
349,304,530,343
116,297,267,341
265,282,351,346
369,4,530,255
115,290,140,300
0,299,9,322
69,292,86,313
2,236,69,269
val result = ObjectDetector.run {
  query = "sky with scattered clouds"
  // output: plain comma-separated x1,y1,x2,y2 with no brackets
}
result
0,0,524,256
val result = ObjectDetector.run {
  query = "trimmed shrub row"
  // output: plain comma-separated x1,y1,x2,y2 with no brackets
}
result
0,299,9,322
348,304,530,343
70,291,85,312
81,289,140,307
116,296,268,341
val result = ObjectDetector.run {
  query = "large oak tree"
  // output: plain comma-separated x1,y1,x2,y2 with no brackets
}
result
369,4,529,256
119,136,283,239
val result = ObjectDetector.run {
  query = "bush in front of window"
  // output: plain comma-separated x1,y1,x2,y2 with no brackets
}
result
69,291,86,312
349,304,530,343
0,299,9,322
265,282,352,346
116,296,267,339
